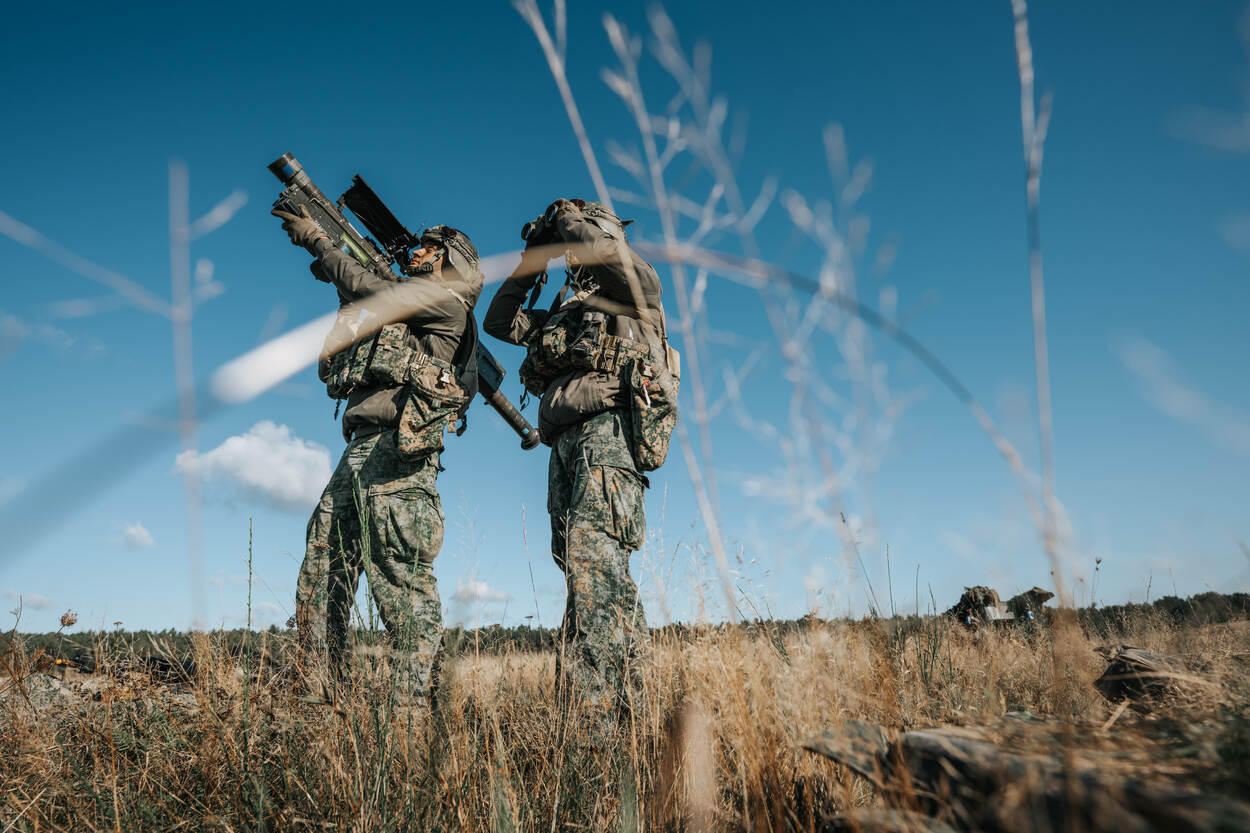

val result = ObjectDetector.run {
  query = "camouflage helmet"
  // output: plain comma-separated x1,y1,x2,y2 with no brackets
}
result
420,225,482,309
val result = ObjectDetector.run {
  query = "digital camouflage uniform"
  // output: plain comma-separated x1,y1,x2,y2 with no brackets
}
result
548,410,649,730
483,201,675,739
292,226,482,707
299,432,444,700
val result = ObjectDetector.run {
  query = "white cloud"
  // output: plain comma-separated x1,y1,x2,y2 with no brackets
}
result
0,310,29,360
452,579,512,605
802,564,828,596
123,522,155,549
1118,337,1250,456
251,602,286,627
175,421,331,512
1174,111,1250,154
3,591,52,610
939,529,981,563
217,602,286,629
0,307,104,362
0,307,79,348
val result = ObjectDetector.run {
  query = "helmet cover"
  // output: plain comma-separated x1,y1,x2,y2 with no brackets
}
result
420,225,482,309
576,201,632,242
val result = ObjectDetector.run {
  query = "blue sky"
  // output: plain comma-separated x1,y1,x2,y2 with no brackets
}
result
1,1,1247,632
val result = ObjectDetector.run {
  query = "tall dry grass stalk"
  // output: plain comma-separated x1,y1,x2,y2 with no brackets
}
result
3,612,1246,830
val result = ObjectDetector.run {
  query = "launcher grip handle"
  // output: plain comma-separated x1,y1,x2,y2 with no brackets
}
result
481,387,541,449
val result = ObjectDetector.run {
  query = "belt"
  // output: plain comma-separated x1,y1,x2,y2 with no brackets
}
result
349,424,388,442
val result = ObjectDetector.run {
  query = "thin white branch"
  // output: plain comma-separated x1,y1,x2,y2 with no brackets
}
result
168,160,206,629
0,210,170,318
514,0,614,210
188,189,248,241
1012,0,1064,602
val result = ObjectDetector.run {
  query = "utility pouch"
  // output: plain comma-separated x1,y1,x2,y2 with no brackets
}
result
570,310,607,364
626,347,680,472
320,309,364,399
396,355,469,462
362,324,413,387
323,323,414,399
517,308,579,395
324,345,361,399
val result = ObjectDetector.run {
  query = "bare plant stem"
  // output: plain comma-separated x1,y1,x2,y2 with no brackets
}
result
603,15,736,618
169,161,206,628
513,0,615,211
1012,0,1066,603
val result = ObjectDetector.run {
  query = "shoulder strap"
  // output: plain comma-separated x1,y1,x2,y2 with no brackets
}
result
450,314,480,416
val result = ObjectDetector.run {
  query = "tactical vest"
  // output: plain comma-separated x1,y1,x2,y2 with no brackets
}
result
517,295,680,471
516,305,653,395
321,322,469,460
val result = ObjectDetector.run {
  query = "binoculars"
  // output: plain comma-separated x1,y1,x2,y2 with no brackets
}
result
520,198,587,246
520,214,556,246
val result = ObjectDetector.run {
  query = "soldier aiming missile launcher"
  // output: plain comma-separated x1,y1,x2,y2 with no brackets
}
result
268,152,540,450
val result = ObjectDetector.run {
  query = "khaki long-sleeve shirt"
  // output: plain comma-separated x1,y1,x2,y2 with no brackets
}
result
313,238,467,437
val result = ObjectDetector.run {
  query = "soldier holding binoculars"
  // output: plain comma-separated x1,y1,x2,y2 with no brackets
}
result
484,198,678,742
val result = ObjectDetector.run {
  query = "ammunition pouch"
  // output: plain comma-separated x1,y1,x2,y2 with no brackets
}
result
517,308,579,396
517,307,649,392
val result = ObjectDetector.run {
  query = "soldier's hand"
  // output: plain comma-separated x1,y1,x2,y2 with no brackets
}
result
271,205,329,249
511,245,551,283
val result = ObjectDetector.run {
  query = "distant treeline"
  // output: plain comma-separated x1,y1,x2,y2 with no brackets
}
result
7,590,1248,662
1077,591,1250,639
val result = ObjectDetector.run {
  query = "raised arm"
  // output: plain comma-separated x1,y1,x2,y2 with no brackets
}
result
310,240,464,335
483,252,551,346
311,239,400,301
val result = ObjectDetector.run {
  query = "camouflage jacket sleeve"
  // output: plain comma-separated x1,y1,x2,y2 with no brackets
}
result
554,212,662,317
312,238,393,301
482,255,550,346
312,238,465,340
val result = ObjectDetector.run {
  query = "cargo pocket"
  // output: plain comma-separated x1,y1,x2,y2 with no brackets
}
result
627,359,678,472
600,465,645,551
368,485,444,567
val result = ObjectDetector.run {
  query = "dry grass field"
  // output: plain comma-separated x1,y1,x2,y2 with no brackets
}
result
2,609,1248,831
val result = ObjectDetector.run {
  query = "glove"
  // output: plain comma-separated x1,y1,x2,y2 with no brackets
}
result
271,205,328,249
540,199,582,237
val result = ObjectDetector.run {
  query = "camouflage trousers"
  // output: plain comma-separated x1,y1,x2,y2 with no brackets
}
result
297,429,444,705
548,409,648,740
